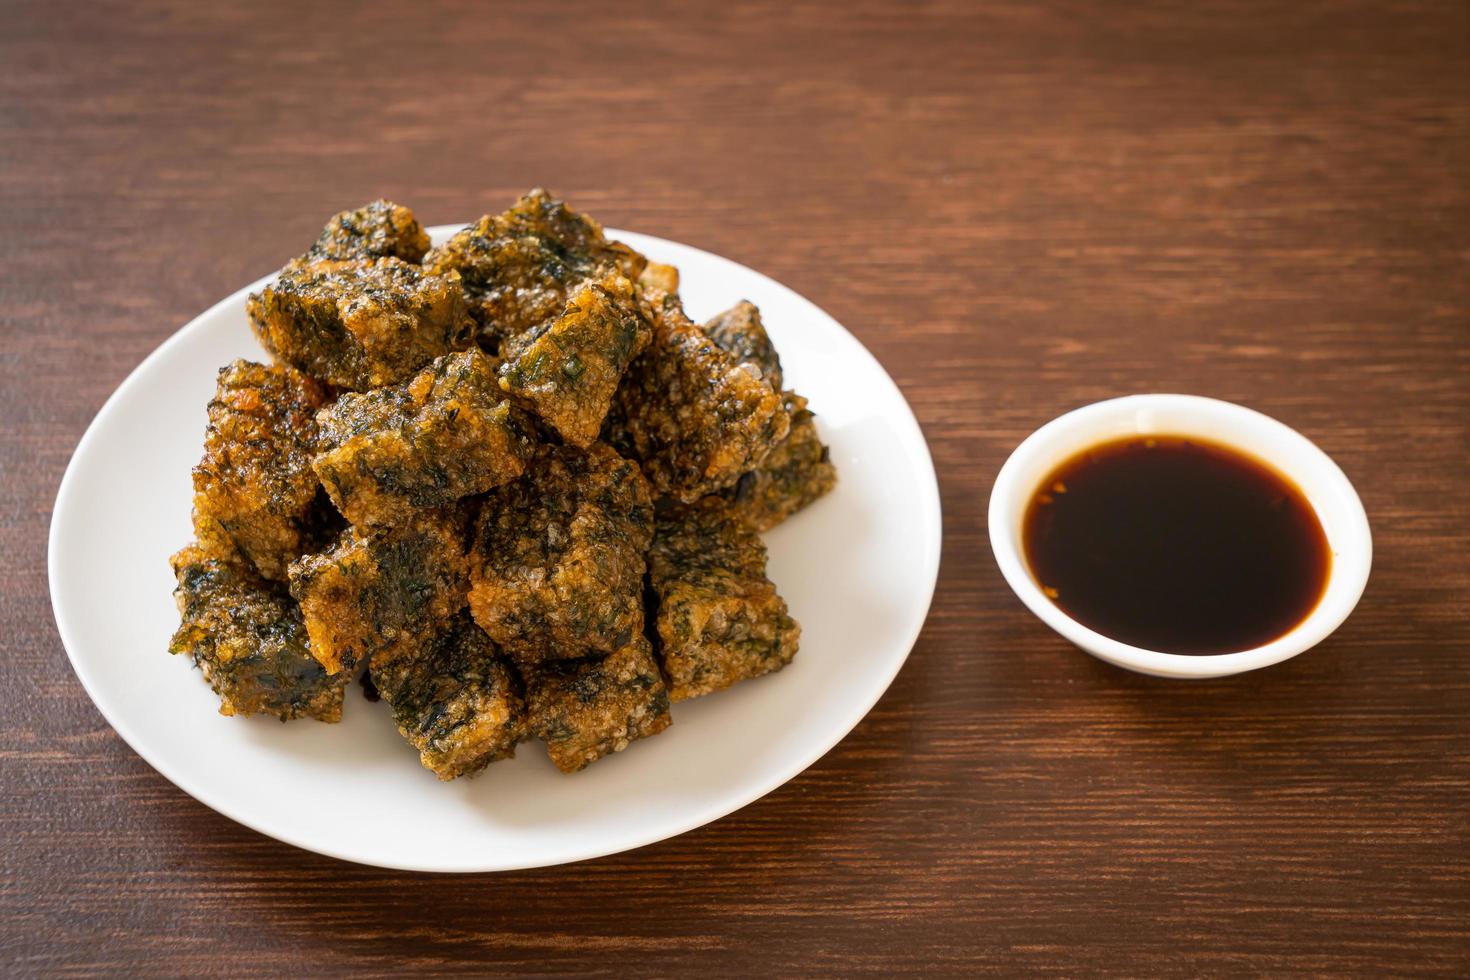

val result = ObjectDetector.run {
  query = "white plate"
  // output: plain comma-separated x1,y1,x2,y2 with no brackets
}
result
48,227,942,872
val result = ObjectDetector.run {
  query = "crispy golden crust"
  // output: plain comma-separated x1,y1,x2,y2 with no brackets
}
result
702,300,783,391
648,503,800,701
606,292,790,502
468,444,653,662
421,189,647,353
313,350,536,528
169,543,347,722
497,274,650,447
247,257,472,391
288,510,468,675
715,392,836,531
371,613,526,780
637,261,679,296
523,636,671,773
191,360,327,580
307,200,431,263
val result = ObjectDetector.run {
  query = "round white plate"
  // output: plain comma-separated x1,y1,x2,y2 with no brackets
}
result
48,226,942,872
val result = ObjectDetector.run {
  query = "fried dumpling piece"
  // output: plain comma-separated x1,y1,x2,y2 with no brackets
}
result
306,200,431,263
702,300,783,391
648,503,800,702
288,509,468,675
468,444,653,663
313,349,536,528
716,392,836,531
606,292,790,503
421,188,647,353
698,302,835,529
523,636,671,773
247,257,472,391
371,613,526,780
497,274,650,447
169,544,347,722
191,360,327,581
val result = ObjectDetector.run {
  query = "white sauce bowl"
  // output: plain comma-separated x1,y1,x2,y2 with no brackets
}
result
988,394,1372,678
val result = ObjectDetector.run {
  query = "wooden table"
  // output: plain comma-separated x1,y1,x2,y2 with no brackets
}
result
4,1,1467,975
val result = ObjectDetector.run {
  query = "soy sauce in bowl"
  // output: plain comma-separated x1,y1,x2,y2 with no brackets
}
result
1022,436,1332,655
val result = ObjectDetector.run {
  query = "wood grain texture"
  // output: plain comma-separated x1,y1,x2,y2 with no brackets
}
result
3,0,1467,975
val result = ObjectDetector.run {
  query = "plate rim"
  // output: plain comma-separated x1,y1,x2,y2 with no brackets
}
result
47,226,944,872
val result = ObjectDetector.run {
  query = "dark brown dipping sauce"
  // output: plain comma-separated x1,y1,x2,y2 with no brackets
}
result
1023,436,1332,655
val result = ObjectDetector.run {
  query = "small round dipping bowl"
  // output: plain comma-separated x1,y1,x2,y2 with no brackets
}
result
989,394,1372,679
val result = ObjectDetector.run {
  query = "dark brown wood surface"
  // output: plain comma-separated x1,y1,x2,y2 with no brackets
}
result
3,1,1467,975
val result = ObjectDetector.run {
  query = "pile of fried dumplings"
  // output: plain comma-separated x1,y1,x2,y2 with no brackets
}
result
169,190,836,778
